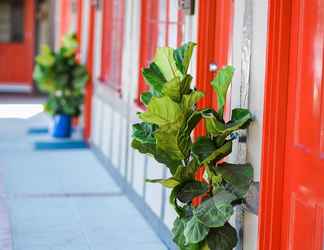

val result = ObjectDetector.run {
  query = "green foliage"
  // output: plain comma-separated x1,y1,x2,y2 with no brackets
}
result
33,33,88,116
131,42,253,250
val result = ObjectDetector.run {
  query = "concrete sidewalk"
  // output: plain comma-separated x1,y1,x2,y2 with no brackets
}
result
0,99,167,250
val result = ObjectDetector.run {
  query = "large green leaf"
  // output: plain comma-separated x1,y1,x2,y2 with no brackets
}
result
162,77,181,102
207,223,238,250
184,215,209,244
182,91,204,111
211,66,234,116
155,121,185,160
173,217,201,250
35,45,55,67
142,62,167,94
72,64,88,88
194,190,236,228
140,92,153,106
131,139,181,174
150,159,200,190
33,65,56,93
154,109,202,161
62,33,78,50
180,74,193,96
132,122,156,144
61,34,78,57
139,96,183,126
177,181,209,203
201,109,225,136
214,162,253,198
192,137,232,165
174,42,196,74
154,47,183,81
202,108,252,138
177,111,202,160
173,217,188,247
225,108,252,132
174,159,200,182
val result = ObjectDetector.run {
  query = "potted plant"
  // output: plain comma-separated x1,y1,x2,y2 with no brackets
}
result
131,42,253,250
33,34,88,138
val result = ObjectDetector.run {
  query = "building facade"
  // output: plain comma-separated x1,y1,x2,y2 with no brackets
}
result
0,0,323,250
77,1,267,249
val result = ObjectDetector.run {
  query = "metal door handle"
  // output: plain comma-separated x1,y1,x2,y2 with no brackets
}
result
209,63,218,72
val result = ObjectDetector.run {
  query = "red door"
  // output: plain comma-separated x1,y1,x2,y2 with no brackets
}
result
194,0,233,201
281,0,324,249
0,0,34,87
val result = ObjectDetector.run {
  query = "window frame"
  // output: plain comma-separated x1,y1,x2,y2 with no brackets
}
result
100,0,126,95
136,0,185,105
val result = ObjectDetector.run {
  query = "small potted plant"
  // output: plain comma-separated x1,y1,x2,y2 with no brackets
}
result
131,42,253,250
33,34,88,138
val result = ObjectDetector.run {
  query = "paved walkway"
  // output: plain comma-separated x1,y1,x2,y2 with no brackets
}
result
0,97,167,250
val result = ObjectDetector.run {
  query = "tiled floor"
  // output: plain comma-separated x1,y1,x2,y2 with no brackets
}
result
0,98,167,250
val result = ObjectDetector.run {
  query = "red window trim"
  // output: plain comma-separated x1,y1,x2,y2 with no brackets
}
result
75,0,83,62
76,0,83,45
60,0,71,39
83,2,96,140
136,0,185,105
100,0,125,95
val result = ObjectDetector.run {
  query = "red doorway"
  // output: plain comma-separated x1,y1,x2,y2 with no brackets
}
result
0,0,35,90
194,0,234,189
259,0,324,249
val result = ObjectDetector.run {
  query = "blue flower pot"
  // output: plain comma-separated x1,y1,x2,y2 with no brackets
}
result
52,114,72,138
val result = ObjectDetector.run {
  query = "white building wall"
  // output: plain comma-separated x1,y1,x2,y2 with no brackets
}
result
231,0,268,249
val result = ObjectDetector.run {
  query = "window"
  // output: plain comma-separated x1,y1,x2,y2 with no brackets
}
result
137,0,185,103
100,0,125,93
0,0,24,43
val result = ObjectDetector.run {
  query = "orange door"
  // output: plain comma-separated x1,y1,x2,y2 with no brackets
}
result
0,0,34,86
281,0,324,249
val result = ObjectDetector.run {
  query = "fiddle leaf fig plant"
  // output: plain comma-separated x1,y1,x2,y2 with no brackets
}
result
131,42,253,250
33,33,88,116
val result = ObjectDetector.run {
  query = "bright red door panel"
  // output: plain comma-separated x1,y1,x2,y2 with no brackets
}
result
194,0,233,202
0,0,34,85
281,0,324,249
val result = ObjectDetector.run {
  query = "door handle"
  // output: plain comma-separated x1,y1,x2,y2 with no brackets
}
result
209,63,218,72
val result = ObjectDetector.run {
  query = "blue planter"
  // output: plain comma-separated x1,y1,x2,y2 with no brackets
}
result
52,114,72,138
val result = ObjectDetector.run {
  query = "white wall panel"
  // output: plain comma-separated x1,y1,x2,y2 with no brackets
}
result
101,104,113,158
132,152,146,197
91,97,102,146
230,0,245,163
145,159,164,217
93,6,102,79
119,117,128,177
164,188,177,230
243,0,268,249
80,0,90,64
126,123,135,184
111,111,121,168
90,96,97,144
